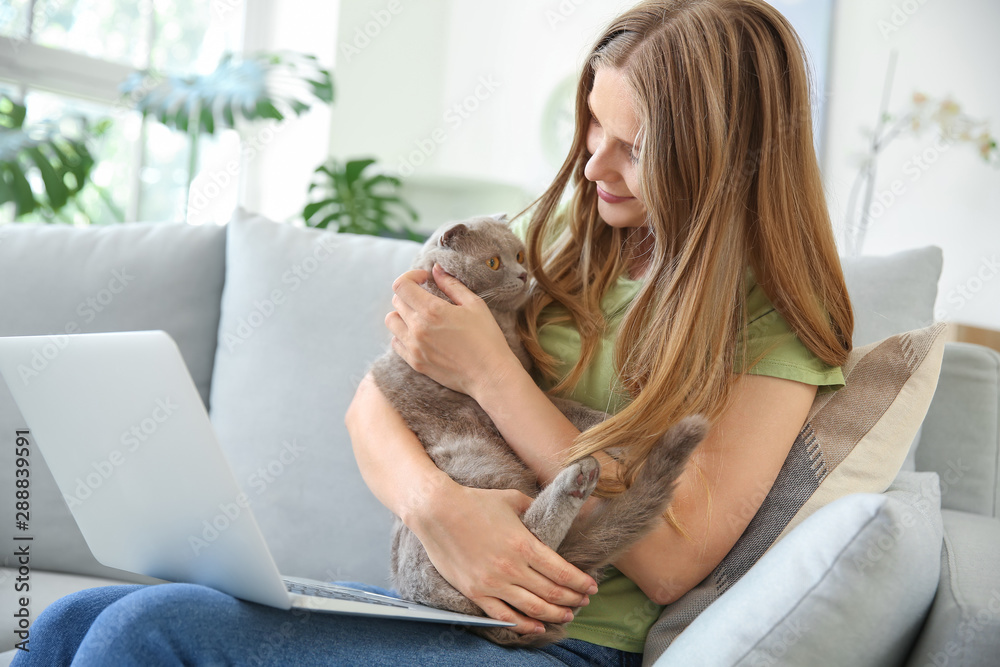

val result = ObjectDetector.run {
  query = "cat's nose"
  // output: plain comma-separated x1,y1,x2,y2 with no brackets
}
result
518,272,527,283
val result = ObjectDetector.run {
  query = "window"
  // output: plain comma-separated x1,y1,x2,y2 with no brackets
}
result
0,0,245,224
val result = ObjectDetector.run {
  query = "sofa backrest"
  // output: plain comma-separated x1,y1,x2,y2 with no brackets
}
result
0,221,226,578
0,214,962,588
917,342,1000,518
204,212,422,584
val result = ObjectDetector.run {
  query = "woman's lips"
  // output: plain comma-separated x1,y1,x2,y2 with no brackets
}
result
596,185,635,204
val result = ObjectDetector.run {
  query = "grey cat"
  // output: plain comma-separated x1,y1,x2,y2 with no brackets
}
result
370,213,708,648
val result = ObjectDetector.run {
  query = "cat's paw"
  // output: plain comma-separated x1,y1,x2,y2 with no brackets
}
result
524,456,602,550
566,456,600,499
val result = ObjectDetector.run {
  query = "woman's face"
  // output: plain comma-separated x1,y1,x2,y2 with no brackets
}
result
585,67,647,229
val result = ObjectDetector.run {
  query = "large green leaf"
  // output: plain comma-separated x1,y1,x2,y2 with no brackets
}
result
302,157,422,239
344,158,377,185
26,147,69,209
0,94,97,221
121,51,335,136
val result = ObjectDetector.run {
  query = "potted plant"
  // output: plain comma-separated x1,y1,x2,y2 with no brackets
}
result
302,157,421,240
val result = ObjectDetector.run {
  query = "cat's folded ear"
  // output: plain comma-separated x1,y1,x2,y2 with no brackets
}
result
439,223,470,248
490,212,509,223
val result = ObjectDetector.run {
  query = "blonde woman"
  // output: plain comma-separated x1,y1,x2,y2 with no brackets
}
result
349,0,852,655
15,1,851,665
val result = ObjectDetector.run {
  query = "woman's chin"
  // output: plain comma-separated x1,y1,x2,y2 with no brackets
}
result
597,199,646,228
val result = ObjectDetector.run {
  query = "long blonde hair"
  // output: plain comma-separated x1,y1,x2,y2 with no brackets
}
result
517,0,853,494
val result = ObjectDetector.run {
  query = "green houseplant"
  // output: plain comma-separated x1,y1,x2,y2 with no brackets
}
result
121,51,334,210
302,157,421,239
0,94,104,221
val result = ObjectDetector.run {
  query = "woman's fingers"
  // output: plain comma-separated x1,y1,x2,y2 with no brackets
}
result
525,541,600,601
492,489,598,606
410,486,597,632
392,268,431,293
465,563,588,632
431,263,479,306
384,266,516,396
510,567,590,616
391,269,436,312
473,597,547,636
464,572,583,631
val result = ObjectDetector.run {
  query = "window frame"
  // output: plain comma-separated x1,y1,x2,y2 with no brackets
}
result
0,1,249,223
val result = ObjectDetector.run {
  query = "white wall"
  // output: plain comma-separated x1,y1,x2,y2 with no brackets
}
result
327,0,635,229
236,0,339,225
823,0,1000,330
324,1,1000,330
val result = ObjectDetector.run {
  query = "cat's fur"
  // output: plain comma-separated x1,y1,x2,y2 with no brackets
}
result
370,214,708,647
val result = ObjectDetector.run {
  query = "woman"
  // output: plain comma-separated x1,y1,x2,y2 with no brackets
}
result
349,0,851,655
15,1,851,665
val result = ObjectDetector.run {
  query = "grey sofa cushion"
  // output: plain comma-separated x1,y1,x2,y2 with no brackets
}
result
0,222,226,577
842,246,943,347
916,343,1000,517
904,510,1000,667
208,211,420,584
649,472,944,667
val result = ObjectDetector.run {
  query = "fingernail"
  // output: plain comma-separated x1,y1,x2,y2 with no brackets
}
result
587,583,598,595
534,624,546,634
580,595,590,606
563,611,574,623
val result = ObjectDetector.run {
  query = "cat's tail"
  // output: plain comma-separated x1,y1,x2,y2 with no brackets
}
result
557,415,709,572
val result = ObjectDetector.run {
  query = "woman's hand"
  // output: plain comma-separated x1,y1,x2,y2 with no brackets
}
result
347,375,594,634
385,264,520,399
407,481,598,634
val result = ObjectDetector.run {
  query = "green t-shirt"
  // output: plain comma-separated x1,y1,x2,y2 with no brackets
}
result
509,214,844,652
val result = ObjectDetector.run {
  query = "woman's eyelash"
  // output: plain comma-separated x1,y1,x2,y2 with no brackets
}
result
590,115,639,163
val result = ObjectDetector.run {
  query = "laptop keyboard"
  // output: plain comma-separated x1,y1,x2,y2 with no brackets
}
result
282,578,410,609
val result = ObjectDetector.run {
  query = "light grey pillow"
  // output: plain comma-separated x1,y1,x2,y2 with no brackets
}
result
208,210,421,584
0,222,226,579
916,342,1000,516
841,246,943,348
648,471,944,667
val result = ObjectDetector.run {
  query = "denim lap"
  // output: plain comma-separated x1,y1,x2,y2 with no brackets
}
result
11,583,642,667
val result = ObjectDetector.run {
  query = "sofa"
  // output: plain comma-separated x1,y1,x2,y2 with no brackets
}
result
0,209,997,666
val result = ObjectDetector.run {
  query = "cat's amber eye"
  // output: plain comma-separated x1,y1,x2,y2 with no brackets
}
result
516,251,524,264
487,256,502,270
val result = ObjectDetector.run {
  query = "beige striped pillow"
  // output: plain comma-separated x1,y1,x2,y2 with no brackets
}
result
643,322,949,663
773,320,949,542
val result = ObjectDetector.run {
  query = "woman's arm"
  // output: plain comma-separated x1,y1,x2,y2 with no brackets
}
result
345,374,597,635
389,267,818,605
613,374,817,604
387,265,584,486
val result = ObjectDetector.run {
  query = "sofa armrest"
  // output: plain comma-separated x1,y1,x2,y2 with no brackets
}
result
915,343,1000,518
905,510,1000,667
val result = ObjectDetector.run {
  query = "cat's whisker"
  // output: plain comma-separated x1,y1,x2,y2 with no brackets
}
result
478,287,505,305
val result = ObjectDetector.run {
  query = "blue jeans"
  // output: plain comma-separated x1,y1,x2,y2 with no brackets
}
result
11,583,643,666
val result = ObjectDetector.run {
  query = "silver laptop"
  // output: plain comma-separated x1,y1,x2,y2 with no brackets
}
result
0,330,510,628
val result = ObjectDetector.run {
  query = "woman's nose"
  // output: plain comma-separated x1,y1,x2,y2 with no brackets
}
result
584,144,614,184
